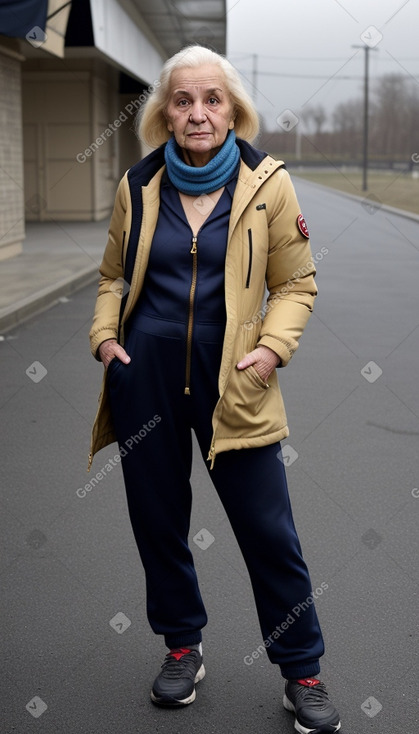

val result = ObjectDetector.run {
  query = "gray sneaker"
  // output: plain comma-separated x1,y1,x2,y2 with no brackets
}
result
283,677,341,733
151,647,205,706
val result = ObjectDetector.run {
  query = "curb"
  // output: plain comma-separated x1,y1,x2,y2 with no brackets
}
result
0,264,99,334
292,174,419,223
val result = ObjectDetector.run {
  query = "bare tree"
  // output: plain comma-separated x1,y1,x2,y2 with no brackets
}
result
258,76,419,163
332,99,363,158
300,104,327,135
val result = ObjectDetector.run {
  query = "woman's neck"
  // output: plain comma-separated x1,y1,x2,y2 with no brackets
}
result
182,147,221,168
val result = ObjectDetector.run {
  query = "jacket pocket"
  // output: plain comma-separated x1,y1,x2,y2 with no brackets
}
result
106,356,123,379
220,362,279,434
246,364,269,390
214,326,287,442
245,228,253,288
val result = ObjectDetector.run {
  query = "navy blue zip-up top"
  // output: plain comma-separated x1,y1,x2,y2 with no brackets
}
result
130,171,238,339
117,139,270,344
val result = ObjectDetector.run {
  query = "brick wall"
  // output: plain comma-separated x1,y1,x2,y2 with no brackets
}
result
0,48,25,260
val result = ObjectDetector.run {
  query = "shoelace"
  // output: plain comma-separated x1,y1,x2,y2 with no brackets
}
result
293,681,330,709
160,649,200,679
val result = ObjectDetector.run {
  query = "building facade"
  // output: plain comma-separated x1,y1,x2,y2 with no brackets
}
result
0,0,226,259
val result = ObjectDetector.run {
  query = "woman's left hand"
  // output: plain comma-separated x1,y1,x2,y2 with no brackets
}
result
237,345,281,382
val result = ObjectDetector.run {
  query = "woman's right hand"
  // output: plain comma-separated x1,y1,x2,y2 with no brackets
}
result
98,339,131,369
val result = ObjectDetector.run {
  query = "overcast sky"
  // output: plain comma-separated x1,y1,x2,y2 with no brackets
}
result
226,0,419,130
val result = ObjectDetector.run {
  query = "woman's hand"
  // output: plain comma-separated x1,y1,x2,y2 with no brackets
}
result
237,345,280,382
98,339,131,369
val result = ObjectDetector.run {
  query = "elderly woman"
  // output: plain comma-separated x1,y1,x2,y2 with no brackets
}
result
89,45,340,734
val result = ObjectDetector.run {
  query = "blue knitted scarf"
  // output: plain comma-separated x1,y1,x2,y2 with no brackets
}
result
164,130,240,195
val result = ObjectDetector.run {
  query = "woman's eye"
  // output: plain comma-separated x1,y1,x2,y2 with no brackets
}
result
208,97,218,105
177,99,189,107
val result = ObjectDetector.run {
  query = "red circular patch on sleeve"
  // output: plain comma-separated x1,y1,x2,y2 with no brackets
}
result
297,214,309,238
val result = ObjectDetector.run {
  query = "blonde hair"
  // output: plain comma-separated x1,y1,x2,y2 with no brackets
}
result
138,45,259,148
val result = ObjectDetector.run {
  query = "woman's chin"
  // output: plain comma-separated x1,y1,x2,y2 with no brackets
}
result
186,139,213,152
183,141,222,165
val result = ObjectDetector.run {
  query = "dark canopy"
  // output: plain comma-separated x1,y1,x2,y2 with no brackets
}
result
0,0,48,38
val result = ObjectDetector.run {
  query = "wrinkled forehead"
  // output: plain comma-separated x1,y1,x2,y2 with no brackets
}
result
169,66,227,94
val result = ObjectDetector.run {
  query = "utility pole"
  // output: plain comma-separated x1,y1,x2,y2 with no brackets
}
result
251,53,258,104
295,125,301,161
352,44,377,192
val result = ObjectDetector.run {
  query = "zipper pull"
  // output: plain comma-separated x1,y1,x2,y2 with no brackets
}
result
190,236,197,254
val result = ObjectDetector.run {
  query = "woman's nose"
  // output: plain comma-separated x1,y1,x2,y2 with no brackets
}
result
188,102,207,124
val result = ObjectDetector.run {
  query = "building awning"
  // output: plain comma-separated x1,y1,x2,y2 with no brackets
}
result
0,0,71,57
43,0,72,57
0,0,227,72
84,0,227,86
132,0,227,57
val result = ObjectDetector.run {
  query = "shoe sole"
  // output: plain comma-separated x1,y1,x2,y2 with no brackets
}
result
283,693,341,734
150,663,206,707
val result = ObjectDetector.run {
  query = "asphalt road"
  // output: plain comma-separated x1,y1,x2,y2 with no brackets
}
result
1,179,418,734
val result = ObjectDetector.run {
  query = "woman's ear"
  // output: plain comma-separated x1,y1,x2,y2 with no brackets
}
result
228,119,235,130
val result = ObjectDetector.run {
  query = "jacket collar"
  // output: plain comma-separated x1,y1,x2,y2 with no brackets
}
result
127,145,166,190
236,138,269,170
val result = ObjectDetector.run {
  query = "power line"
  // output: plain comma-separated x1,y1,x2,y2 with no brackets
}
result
229,53,419,62
236,69,418,81
237,70,363,80
229,54,355,61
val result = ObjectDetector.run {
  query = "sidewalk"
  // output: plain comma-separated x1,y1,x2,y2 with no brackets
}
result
0,220,108,333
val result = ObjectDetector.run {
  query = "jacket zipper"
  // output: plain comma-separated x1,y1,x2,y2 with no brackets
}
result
207,442,216,469
185,234,216,467
245,228,253,288
184,234,198,395
121,229,126,270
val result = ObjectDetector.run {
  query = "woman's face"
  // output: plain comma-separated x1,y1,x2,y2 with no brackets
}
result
165,64,235,167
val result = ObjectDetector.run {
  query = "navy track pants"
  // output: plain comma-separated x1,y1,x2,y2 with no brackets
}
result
107,314,324,679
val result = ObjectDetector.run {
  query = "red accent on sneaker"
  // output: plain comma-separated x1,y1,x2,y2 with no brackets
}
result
168,648,191,661
296,678,321,687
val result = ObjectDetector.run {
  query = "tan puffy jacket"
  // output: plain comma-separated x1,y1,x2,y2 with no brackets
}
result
88,144,317,470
